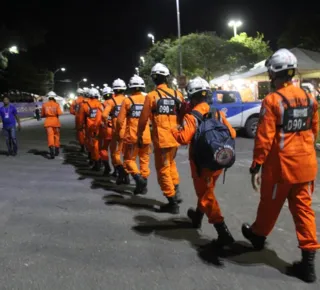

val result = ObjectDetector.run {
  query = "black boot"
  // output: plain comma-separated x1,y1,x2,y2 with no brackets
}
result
92,160,102,171
87,152,91,160
158,196,179,214
49,147,55,159
287,250,317,283
123,172,130,185
80,145,85,153
214,221,235,247
241,223,266,250
116,166,126,185
111,166,118,177
55,147,60,156
133,174,148,195
187,207,204,229
103,161,111,176
174,184,183,203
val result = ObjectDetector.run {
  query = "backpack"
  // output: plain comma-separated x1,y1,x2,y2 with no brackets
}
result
191,107,236,182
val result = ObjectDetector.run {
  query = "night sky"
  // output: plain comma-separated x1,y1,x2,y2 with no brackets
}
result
2,0,300,90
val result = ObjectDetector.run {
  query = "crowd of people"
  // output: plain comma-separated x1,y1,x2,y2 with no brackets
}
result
0,48,319,283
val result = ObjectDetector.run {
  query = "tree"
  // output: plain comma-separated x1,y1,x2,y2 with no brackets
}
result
139,39,174,91
229,32,272,60
164,33,260,80
6,53,53,95
278,13,320,51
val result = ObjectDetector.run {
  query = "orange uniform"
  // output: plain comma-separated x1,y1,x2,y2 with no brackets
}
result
116,92,151,179
138,84,184,198
172,102,236,223
41,100,63,148
70,95,86,146
251,82,319,251
79,98,103,161
96,100,113,162
102,94,126,166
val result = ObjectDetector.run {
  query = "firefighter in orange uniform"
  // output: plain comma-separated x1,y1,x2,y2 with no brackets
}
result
242,49,319,283
79,88,103,171
102,78,128,184
97,86,114,176
137,63,185,214
172,77,236,246
70,88,86,152
116,75,151,195
41,91,63,159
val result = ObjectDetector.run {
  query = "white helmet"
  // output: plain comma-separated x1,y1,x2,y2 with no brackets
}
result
151,63,170,76
47,91,57,97
112,78,127,90
128,74,145,88
265,49,298,73
77,88,84,94
83,87,90,96
89,88,100,98
187,77,211,96
102,86,113,95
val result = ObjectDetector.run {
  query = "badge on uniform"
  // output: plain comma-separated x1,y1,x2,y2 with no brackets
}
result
4,113,9,119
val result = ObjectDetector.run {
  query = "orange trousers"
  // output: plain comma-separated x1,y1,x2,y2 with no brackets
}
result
252,179,320,251
123,143,151,178
190,160,224,224
110,136,123,166
154,147,180,197
99,127,112,161
76,128,85,146
84,126,91,152
88,126,100,161
46,127,60,147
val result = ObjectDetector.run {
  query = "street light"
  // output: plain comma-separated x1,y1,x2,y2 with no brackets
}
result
91,84,95,87
77,78,87,89
52,67,66,90
1,45,19,54
103,83,108,87
140,56,145,64
228,20,242,37
96,86,100,89
135,67,139,76
147,33,155,45
176,0,183,76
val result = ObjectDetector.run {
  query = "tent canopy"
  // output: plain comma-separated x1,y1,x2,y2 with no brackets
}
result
230,48,320,80
210,48,320,84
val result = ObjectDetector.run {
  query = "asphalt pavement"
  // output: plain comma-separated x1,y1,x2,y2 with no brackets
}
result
0,114,319,290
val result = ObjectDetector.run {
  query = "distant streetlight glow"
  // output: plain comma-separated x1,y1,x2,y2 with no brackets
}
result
77,78,87,89
147,33,155,45
228,20,242,37
96,86,100,89
140,56,145,64
135,67,139,75
53,67,66,90
91,84,95,87
8,46,19,54
103,83,108,87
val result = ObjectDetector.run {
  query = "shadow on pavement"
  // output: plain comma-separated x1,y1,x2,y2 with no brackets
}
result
132,214,291,271
28,149,51,159
62,143,171,212
103,193,165,212
0,150,9,156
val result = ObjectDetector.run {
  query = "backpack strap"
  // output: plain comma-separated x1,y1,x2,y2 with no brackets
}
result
190,110,204,125
128,96,135,105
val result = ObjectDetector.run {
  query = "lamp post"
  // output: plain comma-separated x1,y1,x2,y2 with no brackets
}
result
52,67,66,91
77,78,87,89
147,33,155,45
176,0,183,76
228,20,242,37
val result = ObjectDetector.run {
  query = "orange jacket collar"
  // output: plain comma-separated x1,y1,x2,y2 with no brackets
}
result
157,84,169,90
